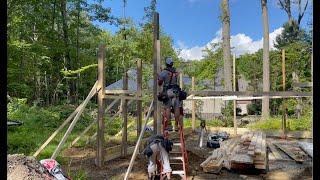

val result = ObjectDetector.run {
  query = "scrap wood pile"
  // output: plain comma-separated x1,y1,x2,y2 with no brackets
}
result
200,131,267,173
270,141,309,163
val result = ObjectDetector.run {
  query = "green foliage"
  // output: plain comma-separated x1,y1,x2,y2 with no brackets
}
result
275,21,311,50
237,50,263,91
221,102,235,127
7,98,94,156
247,100,262,115
248,114,312,131
68,169,87,180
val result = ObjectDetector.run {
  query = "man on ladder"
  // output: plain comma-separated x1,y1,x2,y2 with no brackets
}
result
158,57,184,138
157,57,188,179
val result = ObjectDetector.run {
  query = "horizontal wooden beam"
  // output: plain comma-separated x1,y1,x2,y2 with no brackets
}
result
189,91,312,97
105,89,135,95
105,95,143,100
292,82,312,88
186,95,310,101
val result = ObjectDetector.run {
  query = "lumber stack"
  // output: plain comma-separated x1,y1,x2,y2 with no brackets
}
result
200,132,267,173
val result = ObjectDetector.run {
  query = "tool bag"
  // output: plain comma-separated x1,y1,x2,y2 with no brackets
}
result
40,159,69,180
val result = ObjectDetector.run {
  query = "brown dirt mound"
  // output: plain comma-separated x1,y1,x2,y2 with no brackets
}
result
7,154,54,180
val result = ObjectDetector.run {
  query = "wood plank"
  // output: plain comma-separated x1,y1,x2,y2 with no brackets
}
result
105,95,143,100
51,81,98,159
267,142,283,160
136,59,142,137
32,82,97,157
121,72,128,157
71,98,120,146
292,82,312,88
105,89,135,95
274,143,304,163
192,77,196,131
298,142,313,158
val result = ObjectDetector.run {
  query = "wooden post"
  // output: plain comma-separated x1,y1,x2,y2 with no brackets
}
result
137,59,142,137
179,72,183,89
122,72,128,156
233,54,237,135
281,49,286,138
153,12,161,135
96,44,106,167
192,77,196,131
179,72,184,129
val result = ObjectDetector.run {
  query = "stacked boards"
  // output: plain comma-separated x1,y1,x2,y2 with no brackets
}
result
200,138,238,173
200,132,268,173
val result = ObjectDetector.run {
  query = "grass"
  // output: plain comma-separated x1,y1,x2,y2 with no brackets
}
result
247,114,312,131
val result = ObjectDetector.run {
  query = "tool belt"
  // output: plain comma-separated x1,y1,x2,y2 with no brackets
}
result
158,85,187,102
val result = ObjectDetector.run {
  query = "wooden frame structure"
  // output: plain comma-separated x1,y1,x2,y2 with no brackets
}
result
33,45,145,168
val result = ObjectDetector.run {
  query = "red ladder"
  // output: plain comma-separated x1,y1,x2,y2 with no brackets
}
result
159,110,188,180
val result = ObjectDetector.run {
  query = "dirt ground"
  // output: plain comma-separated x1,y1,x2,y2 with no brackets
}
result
62,133,313,180
7,154,54,180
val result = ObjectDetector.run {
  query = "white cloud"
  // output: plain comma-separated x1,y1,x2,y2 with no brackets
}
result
177,27,284,60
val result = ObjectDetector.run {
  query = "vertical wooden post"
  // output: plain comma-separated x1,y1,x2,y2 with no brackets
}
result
179,72,184,128
282,50,286,91
137,59,142,137
281,49,286,138
96,44,106,167
153,12,161,135
233,54,237,136
179,72,183,89
122,72,128,156
192,77,196,131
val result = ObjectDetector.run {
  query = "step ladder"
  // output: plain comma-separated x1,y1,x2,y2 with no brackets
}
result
160,110,188,180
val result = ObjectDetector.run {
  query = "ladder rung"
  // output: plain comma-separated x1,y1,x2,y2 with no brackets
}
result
172,170,185,175
170,157,183,160
170,162,183,165
170,151,181,154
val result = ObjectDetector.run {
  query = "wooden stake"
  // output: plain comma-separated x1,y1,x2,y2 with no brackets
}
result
192,77,196,131
233,54,237,135
281,49,286,138
96,44,106,167
124,100,154,180
137,59,142,137
87,100,134,144
70,98,120,147
51,81,98,159
282,50,286,91
121,72,128,157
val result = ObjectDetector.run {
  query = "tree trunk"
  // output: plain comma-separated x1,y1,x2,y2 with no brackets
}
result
60,0,75,103
221,0,232,91
76,0,80,104
261,0,270,120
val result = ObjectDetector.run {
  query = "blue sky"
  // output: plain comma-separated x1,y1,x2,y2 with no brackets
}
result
94,0,312,60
